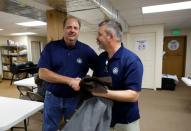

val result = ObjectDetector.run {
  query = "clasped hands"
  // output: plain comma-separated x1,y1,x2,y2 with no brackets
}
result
69,78,81,91
68,77,108,98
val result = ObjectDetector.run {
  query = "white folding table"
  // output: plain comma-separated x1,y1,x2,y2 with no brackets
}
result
14,77,37,87
0,96,44,131
181,77,191,86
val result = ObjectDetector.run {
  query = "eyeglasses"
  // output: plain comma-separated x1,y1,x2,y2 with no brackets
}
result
105,60,109,72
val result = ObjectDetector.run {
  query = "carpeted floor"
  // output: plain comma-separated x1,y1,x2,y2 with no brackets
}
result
0,79,191,131
139,80,191,131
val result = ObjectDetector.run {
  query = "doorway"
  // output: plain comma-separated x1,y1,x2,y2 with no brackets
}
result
162,36,186,78
31,41,41,64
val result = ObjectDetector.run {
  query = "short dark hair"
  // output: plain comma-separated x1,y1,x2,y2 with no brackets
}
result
63,16,81,29
99,19,122,42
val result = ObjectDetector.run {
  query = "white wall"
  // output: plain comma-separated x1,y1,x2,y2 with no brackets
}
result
126,24,164,89
0,36,9,46
165,29,191,77
78,32,102,55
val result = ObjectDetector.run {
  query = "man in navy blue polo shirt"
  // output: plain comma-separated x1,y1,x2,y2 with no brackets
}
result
93,20,143,131
38,16,98,131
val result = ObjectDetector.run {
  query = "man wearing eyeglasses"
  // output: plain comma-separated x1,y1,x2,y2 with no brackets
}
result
93,19,143,131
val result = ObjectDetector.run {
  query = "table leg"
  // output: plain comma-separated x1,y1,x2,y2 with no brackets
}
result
10,119,28,131
24,119,27,131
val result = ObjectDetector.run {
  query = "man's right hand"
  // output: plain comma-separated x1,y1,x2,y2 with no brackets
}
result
39,68,82,91
69,78,81,91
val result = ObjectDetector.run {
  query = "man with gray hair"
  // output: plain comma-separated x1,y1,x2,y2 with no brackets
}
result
93,19,143,131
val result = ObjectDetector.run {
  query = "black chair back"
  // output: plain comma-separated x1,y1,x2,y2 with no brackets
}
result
10,61,38,85
10,61,38,74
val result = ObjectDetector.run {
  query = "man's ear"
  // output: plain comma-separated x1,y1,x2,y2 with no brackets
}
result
108,33,115,43
107,33,114,40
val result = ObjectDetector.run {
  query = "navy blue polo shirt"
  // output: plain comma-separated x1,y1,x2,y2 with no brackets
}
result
93,44,143,126
38,39,98,97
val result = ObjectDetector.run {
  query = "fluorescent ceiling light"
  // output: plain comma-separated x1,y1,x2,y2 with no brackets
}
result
142,1,191,14
0,29,3,31
16,21,47,27
10,32,37,36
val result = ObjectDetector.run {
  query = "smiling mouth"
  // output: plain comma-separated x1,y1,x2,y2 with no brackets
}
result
68,35,76,38
68,33,76,37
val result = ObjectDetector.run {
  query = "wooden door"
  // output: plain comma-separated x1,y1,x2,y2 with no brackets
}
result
162,36,186,78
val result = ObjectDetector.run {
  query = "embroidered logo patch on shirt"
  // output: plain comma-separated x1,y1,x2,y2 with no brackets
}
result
77,58,82,64
112,67,119,75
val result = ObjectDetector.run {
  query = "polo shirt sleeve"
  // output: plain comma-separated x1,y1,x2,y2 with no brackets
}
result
123,58,143,91
37,43,52,70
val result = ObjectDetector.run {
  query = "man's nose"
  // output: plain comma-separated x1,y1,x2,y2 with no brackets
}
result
71,27,75,32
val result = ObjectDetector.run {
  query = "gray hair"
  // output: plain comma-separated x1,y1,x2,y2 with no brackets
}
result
63,16,81,29
99,19,122,42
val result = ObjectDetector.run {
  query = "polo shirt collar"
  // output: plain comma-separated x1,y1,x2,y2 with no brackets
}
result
61,38,80,49
110,43,124,60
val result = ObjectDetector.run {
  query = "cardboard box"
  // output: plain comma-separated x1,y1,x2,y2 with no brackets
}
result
17,56,27,62
3,72,12,79
3,56,10,62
